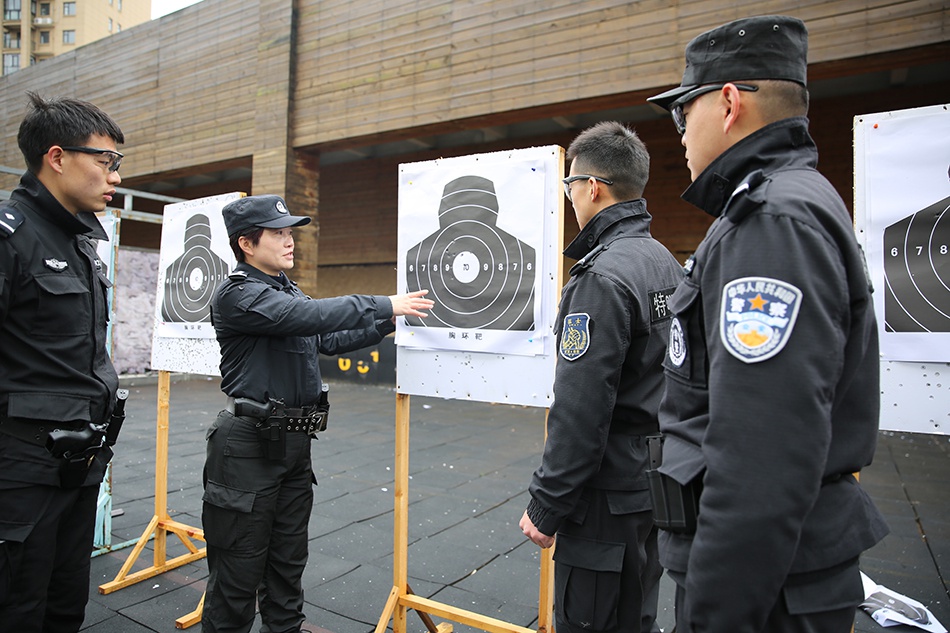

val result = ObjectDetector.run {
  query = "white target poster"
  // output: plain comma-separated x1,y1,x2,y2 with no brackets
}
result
151,192,242,375
856,104,950,362
395,146,563,407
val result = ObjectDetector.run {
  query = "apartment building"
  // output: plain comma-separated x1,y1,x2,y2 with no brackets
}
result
2,0,149,74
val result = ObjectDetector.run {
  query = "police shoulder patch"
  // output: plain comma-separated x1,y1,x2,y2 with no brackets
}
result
560,312,591,361
720,276,802,364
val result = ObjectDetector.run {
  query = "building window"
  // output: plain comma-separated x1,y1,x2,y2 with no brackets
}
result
108,17,112,31
62,30,75,44
3,31,20,48
3,0,22,21
39,30,49,45
39,2,50,16
63,1,75,16
116,23,121,32
118,0,122,11
3,53,19,75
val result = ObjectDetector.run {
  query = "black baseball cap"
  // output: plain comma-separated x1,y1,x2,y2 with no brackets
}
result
648,15,808,111
222,194,311,237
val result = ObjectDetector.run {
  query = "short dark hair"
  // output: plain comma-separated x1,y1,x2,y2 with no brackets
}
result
17,91,125,173
229,227,264,263
566,121,649,202
748,79,810,122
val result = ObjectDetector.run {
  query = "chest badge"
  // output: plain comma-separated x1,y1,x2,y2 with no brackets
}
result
720,276,802,364
560,313,590,361
44,258,69,272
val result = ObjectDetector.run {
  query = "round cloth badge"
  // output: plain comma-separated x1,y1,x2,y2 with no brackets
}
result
560,313,590,361
668,317,687,367
720,276,803,363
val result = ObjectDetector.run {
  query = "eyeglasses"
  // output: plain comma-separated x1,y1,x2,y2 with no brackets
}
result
669,83,759,135
60,145,124,172
562,174,613,203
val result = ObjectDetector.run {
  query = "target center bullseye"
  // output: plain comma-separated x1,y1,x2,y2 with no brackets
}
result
189,267,205,291
452,251,480,284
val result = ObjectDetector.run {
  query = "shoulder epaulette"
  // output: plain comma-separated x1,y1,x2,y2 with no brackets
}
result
0,207,25,238
228,269,248,281
723,169,767,223
569,243,607,276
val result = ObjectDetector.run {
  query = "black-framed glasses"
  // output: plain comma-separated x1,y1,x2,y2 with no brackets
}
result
562,174,613,203
60,145,124,172
669,83,759,135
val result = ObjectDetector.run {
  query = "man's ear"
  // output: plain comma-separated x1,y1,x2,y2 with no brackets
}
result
44,146,67,175
722,83,746,135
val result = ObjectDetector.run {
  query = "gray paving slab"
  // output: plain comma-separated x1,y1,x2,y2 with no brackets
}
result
81,376,950,633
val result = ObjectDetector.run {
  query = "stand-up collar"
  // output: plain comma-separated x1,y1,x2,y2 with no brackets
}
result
682,117,817,218
564,198,651,261
15,171,109,240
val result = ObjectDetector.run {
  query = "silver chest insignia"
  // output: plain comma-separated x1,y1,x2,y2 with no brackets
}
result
720,276,802,363
560,313,590,361
44,258,69,272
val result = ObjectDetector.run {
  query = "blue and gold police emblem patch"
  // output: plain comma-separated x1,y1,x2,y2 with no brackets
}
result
720,276,802,364
560,313,590,361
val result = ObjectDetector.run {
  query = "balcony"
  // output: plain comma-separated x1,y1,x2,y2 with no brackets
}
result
34,16,53,26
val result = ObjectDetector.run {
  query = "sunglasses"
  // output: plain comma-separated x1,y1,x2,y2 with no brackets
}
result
668,83,759,134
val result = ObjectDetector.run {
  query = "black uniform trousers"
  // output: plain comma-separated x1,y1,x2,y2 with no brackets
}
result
202,411,314,633
553,488,662,633
668,568,858,633
0,482,99,633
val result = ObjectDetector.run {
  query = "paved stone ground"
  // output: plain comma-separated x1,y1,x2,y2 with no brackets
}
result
79,376,948,632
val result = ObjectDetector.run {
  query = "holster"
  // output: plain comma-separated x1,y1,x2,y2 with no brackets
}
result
59,447,100,489
646,434,702,534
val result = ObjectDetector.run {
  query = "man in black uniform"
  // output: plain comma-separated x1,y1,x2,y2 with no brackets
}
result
203,194,433,633
0,93,125,632
647,15,888,632
520,122,683,633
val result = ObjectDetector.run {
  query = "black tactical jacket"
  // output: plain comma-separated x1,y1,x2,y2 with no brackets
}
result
212,263,395,407
658,118,889,631
0,172,118,487
526,199,683,536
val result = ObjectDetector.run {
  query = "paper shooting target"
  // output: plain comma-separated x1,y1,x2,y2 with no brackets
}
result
404,175,536,330
883,195,950,332
160,213,230,323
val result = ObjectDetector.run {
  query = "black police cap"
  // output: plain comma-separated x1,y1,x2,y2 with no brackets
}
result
222,194,311,237
648,15,808,111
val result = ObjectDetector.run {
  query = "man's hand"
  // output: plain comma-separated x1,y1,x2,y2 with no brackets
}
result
520,510,554,549
389,290,435,318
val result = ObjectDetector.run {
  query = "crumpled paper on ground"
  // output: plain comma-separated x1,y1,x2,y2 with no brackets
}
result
861,572,946,632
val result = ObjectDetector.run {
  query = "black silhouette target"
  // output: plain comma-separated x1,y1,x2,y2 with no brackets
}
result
405,175,536,330
883,195,950,332
161,213,230,323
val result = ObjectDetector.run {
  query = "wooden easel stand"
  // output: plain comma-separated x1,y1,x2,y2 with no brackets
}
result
98,370,207,629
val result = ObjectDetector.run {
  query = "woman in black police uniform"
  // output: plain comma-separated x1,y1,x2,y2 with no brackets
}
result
203,194,433,633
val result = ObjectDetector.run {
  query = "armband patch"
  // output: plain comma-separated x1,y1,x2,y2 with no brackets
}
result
0,209,24,237
560,313,590,361
720,276,802,364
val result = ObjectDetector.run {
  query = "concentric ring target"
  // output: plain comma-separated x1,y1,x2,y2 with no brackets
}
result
405,175,536,330
883,195,950,332
161,214,230,323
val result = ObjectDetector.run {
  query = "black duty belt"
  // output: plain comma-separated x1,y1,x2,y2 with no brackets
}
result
0,417,86,447
225,398,323,434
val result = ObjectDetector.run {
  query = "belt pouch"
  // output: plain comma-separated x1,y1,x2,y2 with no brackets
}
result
646,435,701,534
258,419,286,461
